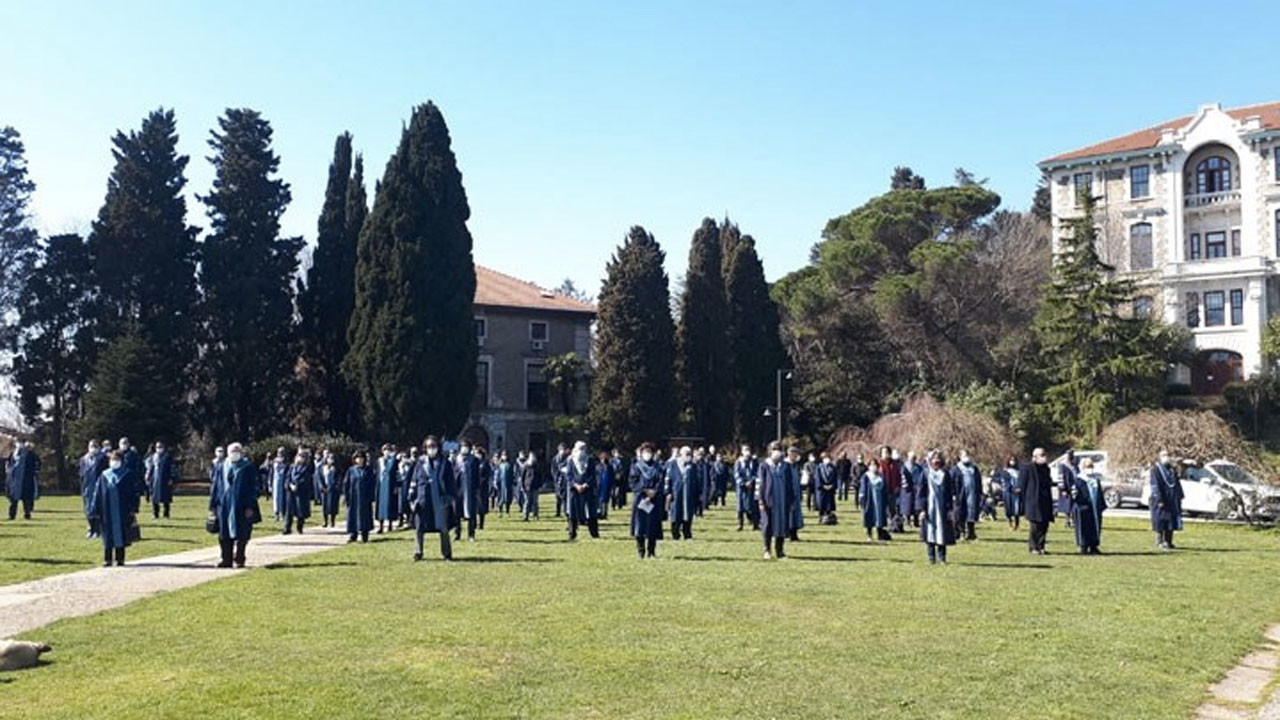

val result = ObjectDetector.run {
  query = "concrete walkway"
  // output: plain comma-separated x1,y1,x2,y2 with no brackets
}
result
0,525,351,639
1196,625,1280,719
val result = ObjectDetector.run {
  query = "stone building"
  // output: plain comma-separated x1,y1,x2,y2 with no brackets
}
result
1040,102,1280,394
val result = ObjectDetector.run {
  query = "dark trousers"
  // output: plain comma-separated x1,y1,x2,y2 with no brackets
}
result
926,542,947,563
477,512,486,530
568,517,598,540
219,532,251,567
523,494,539,520
103,546,126,565
455,515,477,540
415,528,452,560
8,498,33,519
554,495,563,517
1157,529,1176,547
671,519,692,540
87,516,100,535
152,501,170,519
763,534,785,557
1028,520,1049,552
964,521,976,540
635,536,657,558
285,515,305,534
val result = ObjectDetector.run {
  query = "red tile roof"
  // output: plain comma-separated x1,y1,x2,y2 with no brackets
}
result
475,265,596,315
1042,102,1280,165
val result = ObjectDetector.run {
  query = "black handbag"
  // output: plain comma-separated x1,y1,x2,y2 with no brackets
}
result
127,515,142,543
205,513,220,535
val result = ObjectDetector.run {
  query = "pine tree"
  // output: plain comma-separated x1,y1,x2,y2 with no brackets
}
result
74,328,183,452
0,126,39,352
588,226,678,450
723,226,786,444
890,166,926,191
343,102,477,442
12,234,98,488
297,133,362,433
675,217,731,442
1033,191,1173,442
87,109,199,396
197,109,303,440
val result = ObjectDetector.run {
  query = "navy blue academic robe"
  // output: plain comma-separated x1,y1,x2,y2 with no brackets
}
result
951,462,983,525
287,462,314,520
915,467,957,546
899,462,922,517
858,472,890,529
398,461,414,516
6,448,39,503
89,468,136,550
814,462,838,514
375,456,399,521
148,452,177,504
1148,463,1184,532
497,462,517,506
1056,461,1077,517
318,464,342,516
786,460,805,531
411,456,456,533
665,459,699,526
758,460,796,539
999,467,1023,518
271,460,290,518
629,460,665,539
564,457,600,524
1020,463,1054,525
119,448,141,511
209,459,260,541
735,457,759,517
344,465,376,534
1072,473,1104,548
80,451,107,519
454,455,485,521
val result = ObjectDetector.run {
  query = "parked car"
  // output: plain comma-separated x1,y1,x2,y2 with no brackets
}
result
1103,467,1146,509
1199,460,1280,521
1139,461,1242,520
1050,450,1135,507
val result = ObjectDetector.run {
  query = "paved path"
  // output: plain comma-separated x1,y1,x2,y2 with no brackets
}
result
0,525,350,639
1196,625,1280,719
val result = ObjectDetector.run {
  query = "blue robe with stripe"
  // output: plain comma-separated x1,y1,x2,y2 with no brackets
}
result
629,460,665,539
1072,473,1104,547
665,459,699,525
376,456,399,521
89,468,136,550
858,472,889,529
209,459,260,541
757,460,796,539
411,456,456,533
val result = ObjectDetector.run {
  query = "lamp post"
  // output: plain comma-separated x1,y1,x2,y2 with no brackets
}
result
769,369,794,444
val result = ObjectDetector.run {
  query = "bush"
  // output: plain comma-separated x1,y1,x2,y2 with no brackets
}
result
1098,409,1258,470
246,433,362,463
828,394,1021,466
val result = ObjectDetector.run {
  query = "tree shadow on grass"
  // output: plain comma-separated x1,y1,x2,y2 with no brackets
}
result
787,555,913,564
265,561,359,570
954,562,1054,570
669,555,754,563
448,556,562,564
497,538,561,545
0,557,82,567
1094,551,1164,557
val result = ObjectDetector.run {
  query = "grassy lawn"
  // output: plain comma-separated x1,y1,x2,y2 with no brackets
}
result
2,498,1278,719
0,494,217,585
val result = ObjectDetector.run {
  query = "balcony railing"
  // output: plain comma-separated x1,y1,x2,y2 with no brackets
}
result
1185,190,1241,208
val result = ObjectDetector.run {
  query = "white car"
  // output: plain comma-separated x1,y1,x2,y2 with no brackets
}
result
1199,460,1280,520
1139,461,1243,520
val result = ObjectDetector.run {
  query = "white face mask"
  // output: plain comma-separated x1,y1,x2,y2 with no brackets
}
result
426,448,439,458
769,451,783,462
640,452,653,463
109,460,122,470
228,451,243,463
460,447,471,456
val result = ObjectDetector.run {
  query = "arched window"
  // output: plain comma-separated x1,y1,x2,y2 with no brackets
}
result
1130,223,1153,270
1195,156,1232,194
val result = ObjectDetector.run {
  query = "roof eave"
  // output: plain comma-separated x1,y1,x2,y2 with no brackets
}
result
1038,145,1178,172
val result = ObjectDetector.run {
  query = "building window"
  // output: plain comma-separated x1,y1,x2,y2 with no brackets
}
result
1134,296,1154,318
1204,291,1225,326
1231,229,1241,257
474,317,487,341
529,321,549,343
1130,165,1150,198
1189,233,1201,260
1205,232,1227,259
474,361,489,410
1276,210,1280,255
525,362,549,411
1230,289,1244,326
1129,223,1153,270
1073,173,1092,206
1186,292,1200,328
1194,156,1232,194
1275,151,1280,181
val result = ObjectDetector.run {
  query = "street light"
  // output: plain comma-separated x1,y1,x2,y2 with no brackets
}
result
771,369,794,445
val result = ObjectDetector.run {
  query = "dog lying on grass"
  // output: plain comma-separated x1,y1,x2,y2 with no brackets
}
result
0,640,52,671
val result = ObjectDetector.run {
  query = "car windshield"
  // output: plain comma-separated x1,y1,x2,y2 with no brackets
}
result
1211,462,1257,486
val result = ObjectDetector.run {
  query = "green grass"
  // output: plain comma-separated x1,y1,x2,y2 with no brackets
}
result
2,499,1278,719
0,494,217,585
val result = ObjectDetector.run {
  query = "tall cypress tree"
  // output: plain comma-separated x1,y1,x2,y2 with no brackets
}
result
87,109,199,397
675,217,731,442
0,127,40,353
343,102,477,442
723,226,786,444
198,109,303,440
297,133,361,433
588,226,677,450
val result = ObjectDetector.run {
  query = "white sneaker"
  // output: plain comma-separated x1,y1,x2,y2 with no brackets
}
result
763,551,771,560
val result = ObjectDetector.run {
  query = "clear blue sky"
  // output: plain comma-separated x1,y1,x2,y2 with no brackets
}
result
5,0,1276,291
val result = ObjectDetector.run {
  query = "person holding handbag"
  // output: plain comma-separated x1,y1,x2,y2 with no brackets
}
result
210,442,261,568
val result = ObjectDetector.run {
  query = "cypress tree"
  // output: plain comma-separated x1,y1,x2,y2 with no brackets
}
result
87,109,199,396
75,328,183,452
723,226,786,444
197,109,303,440
297,133,361,433
343,102,477,441
588,226,678,450
0,127,40,353
675,217,731,442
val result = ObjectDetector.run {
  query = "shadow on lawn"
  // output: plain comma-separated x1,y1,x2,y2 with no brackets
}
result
448,556,562,564
787,555,913,564
0,557,82,567
265,561,359,570
955,562,1054,570
669,555,754,563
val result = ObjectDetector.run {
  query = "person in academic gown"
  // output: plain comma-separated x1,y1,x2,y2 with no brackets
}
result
666,446,699,541
375,445,399,534
209,443,261,568
410,436,455,561
521,451,544,521
284,448,314,534
146,442,177,519
915,452,957,564
734,445,760,531
629,443,665,558
344,450,376,543
475,447,492,529
708,449,730,507
118,438,142,514
1020,447,1055,555
563,441,600,540
270,448,289,521
1056,450,1078,527
398,449,416,527
1149,450,1184,550
951,451,983,541
785,447,805,540
859,460,891,542
998,456,1023,530
318,451,341,527
5,440,40,521
899,451,923,530
814,453,838,521
757,442,796,559
610,450,629,510
1072,457,1105,554
453,441,486,542
80,441,107,538
836,452,853,502
496,452,517,516
551,444,569,518
89,451,138,567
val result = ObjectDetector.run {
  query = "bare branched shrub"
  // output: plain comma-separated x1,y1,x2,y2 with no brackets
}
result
828,394,1020,465
1098,410,1258,470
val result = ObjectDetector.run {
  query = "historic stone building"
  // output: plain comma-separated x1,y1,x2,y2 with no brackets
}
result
460,266,595,457
1040,101,1280,394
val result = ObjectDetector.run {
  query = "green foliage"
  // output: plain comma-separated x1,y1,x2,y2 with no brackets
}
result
88,109,199,404
675,218,732,442
74,328,184,453
246,432,362,463
544,352,587,416
722,224,786,444
197,108,303,441
1222,372,1280,441
12,234,98,487
1031,175,1052,223
889,165,925,190
0,126,41,352
343,102,477,443
1261,314,1280,365
588,226,678,450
